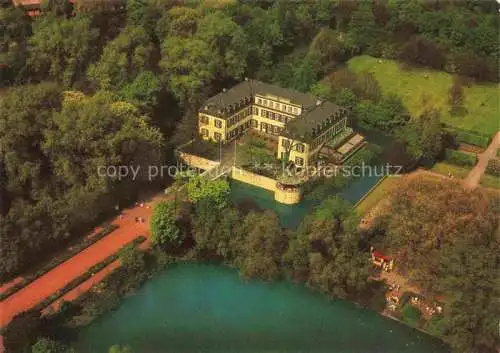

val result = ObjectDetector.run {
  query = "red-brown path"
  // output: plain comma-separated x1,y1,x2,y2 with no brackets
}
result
0,204,153,328
464,131,500,189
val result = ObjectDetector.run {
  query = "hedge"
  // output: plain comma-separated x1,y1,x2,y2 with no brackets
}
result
443,126,491,148
485,158,500,177
0,224,119,301
32,236,147,313
444,149,477,167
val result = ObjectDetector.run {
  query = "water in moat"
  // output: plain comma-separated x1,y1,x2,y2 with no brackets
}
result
76,263,448,353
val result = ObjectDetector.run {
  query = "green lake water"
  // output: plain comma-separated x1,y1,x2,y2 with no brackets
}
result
76,263,448,353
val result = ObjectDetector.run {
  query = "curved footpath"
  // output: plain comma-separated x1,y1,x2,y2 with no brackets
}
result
0,204,153,328
463,131,500,189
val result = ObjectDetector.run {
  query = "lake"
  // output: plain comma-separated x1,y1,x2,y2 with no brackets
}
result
76,264,448,353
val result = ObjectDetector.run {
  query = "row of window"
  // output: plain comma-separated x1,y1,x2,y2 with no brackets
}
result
227,121,251,140
259,121,283,135
281,139,306,153
309,118,347,150
200,115,224,129
256,98,299,115
227,107,252,127
259,108,291,124
279,153,304,166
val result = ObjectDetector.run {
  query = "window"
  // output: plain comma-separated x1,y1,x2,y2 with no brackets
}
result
296,144,305,153
263,100,267,106
282,139,290,149
287,106,292,113
276,103,280,110
261,109,266,117
251,119,258,127
293,107,298,114
201,128,208,137
257,98,262,105
295,157,304,166
253,107,259,115
214,119,222,128
214,132,222,141
273,125,280,134
199,115,209,124
282,105,287,112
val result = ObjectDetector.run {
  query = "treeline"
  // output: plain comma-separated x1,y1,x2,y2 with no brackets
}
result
0,85,164,280
1,0,498,287
151,175,377,304
371,177,500,353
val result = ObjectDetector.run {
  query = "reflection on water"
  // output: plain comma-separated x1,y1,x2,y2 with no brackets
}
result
76,264,448,353
230,172,382,229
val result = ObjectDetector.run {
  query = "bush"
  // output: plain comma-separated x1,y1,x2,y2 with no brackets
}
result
485,159,500,177
32,236,146,312
0,223,119,301
444,149,476,167
444,127,490,148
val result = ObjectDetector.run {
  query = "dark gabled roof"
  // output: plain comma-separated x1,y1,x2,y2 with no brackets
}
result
250,80,317,107
283,101,346,142
201,79,319,118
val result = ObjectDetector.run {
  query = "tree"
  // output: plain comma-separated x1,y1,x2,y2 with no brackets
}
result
157,6,201,39
0,6,32,84
381,177,499,352
119,71,162,113
3,311,43,353
237,210,286,281
119,244,146,273
31,338,67,353
307,27,344,74
399,36,445,70
196,10,248,80
150,200,182,248
186,176,230,209
28,15,98,85
448,75,465,115
396,107,442,165
192,198,242,261
87,25,155,91
284,196,369,299
291,56,318,92
160,36,216,103
347,0,378,52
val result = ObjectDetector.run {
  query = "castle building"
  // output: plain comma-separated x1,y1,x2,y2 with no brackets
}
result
198,79,349,167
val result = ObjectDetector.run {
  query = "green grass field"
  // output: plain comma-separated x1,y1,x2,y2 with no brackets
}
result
480,174,500,190
355,176,399,215
348,56,499,137
431,162,472,179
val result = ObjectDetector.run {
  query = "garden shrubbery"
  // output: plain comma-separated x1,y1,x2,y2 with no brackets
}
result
0,224,119,301
445,127,491,148
444,149,476,167
485,158,500,177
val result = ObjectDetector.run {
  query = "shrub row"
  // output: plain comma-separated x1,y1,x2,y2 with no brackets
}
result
485,158,500,177
444,149,477,167
443,126,491,148
0,224,119,301
32,236,147,313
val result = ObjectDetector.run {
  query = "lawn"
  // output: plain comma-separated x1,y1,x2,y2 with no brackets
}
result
431,162,472,179
355,176,399,215
480,174,500,190
348,55,499,137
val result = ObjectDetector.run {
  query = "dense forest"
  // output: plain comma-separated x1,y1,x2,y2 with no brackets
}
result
0,1,499,352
